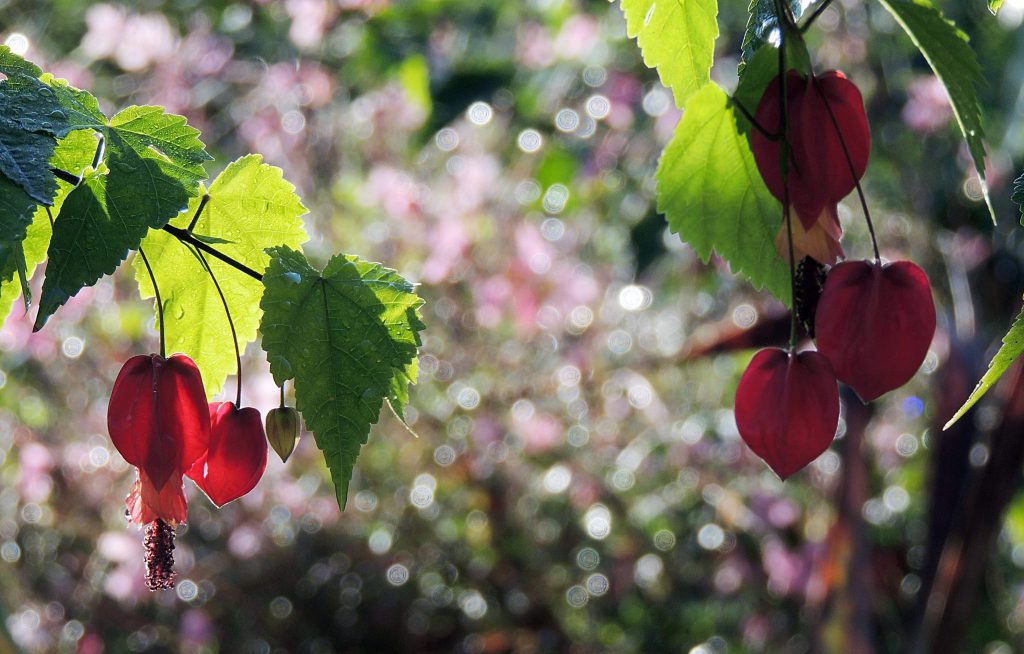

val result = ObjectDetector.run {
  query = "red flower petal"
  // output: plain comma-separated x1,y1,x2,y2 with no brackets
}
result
107,354,210,490
187,402,268,507
814,260,936,401
125,468,188,527
751,70,870,231
734,348,840,479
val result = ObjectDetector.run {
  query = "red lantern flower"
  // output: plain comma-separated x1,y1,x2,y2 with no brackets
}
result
751,70,870,264
734,348,840,479
107,353,210,589
187,402,268,507
108,354,210,525
814,259,936,401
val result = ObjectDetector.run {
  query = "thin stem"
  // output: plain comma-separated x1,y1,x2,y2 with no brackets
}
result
187,194,211,233
280,383,286,409
774,0,799,349
813,82,880,262
800,0,836,33
45,207,54,228
138,248,166,359
731,97,780,140
162,224,263,281
51,167,80,185
192,246,244,408
91,134,105,169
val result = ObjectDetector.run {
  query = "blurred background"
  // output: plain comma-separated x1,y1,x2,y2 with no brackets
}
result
1,0,1024,651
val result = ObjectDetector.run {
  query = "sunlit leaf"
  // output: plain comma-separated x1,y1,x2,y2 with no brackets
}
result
260,246,424,508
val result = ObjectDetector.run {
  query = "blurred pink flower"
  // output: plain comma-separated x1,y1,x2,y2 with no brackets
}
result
902,76,953,134
286,0,337,50
554,15,599,61
366,166,424,221
516,23,555,70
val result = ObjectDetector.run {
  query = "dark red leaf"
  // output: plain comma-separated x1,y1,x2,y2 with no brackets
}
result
735,348,840,479
814,260,936,401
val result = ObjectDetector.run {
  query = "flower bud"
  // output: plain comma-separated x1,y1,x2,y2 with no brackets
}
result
266,407,300,463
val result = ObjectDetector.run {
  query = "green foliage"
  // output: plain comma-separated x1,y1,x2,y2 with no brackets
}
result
944,305,1024,429
396,55,432,116
620,0,719,108
656,83,789,302
136,155,308,396
35,106,211,329
989,0,1006,15
260,246,424,508
739,0,803,70
879,0,993,221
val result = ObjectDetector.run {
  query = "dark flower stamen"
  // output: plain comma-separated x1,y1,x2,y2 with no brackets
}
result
143,519,176,591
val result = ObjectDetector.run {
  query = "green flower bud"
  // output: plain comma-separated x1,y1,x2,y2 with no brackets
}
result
265,407,299,463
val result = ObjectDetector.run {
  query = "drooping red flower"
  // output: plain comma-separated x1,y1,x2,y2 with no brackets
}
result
814,259,936,401
751,70,870,264
187,402,268,507
734,348,840,479
107,354,210,526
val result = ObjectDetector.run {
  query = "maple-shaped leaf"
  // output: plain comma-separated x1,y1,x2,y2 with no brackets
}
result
260,246,424,509
879,0,992,221
620,0,718,108
656,82,790,302
35,106,211,329
136,155,308,396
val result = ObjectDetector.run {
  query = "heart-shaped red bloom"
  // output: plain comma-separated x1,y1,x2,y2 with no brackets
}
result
187,402,268,507
107,354,210,493
735,348,840,479
751,70,870,230
814,260,936,401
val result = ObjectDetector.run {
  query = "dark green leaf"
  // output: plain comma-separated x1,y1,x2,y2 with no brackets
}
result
878,0,992,221
260,246,424,508
35,106,210,329
740,0,803,71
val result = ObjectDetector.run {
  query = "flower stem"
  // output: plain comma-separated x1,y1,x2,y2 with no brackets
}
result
813,82,880,262
186,194,211,232
800,0,836,33
138,248,166,359
192,246,244,408
280,383,286,409
162,224,263,282
774,0,799,350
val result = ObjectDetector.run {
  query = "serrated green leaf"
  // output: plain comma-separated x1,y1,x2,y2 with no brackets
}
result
135,154,307,396
41,75,106,132
260,246,424,508
656,83,789,302
740,0,803,71
989,0,1006,15
944,304,1024,429
879,0,993,221
35,106,210,329
620,0,718,108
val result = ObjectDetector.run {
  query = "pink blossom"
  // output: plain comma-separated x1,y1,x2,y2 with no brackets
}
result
902,76,953,134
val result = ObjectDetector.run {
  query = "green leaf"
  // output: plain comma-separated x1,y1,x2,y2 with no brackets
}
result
41,75,106,132
620,0,719,108
989,0,1006,15
260,246,424,508
0,129,97,316
35,106,210,329
656,83,789,302
135,155,308,396
740,0,803,71
395,55,432,116
879,0,993,221
944,305,1024,429
1011,171,1024,222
